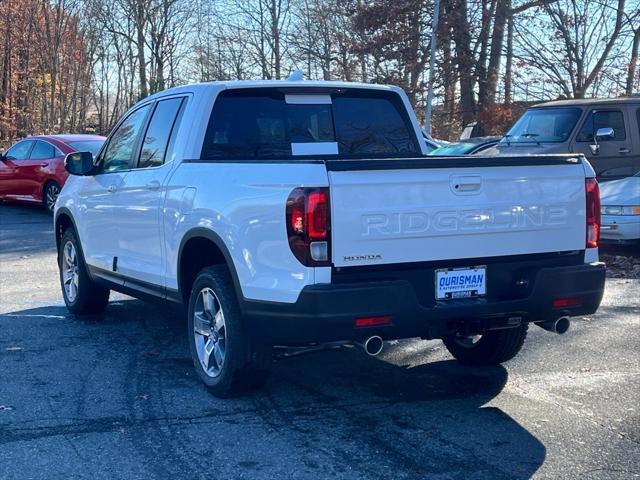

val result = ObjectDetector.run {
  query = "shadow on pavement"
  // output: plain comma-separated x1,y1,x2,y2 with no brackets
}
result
0,203,55,256
0,301,546,479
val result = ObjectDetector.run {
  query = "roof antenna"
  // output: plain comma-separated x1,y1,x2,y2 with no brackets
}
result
287,69,304,81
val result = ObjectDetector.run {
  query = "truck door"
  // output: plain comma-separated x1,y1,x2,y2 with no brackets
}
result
571,108,633,180
112,96,186,287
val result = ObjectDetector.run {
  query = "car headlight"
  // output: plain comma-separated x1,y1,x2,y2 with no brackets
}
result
601,205,640,215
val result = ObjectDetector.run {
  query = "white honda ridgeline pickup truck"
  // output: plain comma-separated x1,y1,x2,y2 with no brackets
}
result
55,80,606,397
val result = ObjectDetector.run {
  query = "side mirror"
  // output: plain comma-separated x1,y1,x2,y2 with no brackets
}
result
595,127,614,140
65,151,94,176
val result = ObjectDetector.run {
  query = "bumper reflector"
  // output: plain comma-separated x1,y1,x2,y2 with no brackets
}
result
552,297,581,308
355,316,391,327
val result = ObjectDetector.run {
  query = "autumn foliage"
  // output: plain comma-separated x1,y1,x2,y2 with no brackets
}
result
0,0,91,149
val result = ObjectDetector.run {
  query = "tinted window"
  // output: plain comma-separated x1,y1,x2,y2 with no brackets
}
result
67,140,104,156
504,108,582,143
333,95,418,154
30,141,56,159
164,99,187,164
100,104,152,173
5,140,34,160
577,110,626,142
201,89,418,160
138,98,185,168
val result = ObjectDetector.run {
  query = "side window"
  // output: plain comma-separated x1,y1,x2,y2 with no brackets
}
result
576,110,626,142
637,108,640,138
5,140,34,161
100,104,152,173
29,141,55,160
138,97,184,168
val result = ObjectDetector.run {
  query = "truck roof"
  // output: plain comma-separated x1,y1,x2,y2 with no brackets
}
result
144,80,402,103
532,96,640,108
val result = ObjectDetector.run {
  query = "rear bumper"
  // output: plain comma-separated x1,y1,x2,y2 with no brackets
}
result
601,215,640,242
243,261,606,345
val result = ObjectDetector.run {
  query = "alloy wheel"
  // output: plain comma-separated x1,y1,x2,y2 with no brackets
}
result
46,184,60,212
62,240,79,302
193,287,227,378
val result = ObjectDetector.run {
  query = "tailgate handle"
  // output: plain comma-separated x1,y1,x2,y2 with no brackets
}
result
452,175,482,193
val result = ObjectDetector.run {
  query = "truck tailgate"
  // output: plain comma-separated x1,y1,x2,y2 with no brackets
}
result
327,158,586,267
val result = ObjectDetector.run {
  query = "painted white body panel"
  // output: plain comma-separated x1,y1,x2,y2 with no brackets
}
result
163,162,329,303
329,164,588,267
56,80,596,306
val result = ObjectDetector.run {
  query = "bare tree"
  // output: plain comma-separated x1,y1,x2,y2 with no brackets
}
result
514,0,628,98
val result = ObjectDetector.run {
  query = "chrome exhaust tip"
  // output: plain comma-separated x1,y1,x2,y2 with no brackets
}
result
536,317,571,335
356,336,384,356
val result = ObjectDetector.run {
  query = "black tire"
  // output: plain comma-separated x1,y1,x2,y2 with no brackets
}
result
43,181,61,215
58,228,110,315
443,323,528,366
187,265,271,397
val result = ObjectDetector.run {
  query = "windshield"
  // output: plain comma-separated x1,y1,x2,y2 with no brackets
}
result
67,140,104,156
502,107,582,143
430,143,476,155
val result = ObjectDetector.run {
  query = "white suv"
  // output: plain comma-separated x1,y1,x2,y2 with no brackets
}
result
55,80,605,397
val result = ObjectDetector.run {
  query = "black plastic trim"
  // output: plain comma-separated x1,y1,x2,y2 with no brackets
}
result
243,262,606,345
177,227,244,303
324,154,582,171
86,265,181,304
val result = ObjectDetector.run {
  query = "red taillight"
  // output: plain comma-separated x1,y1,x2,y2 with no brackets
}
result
286,187,331,266
585,178,600,248
307,191,328,240
552,297,581,308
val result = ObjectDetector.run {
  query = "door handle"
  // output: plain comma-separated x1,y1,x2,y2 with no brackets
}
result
107,184,117,193
619,148,631,154
40,162,49,167
146,180,161,191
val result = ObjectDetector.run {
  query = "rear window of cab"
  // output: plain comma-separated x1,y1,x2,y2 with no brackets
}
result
200,88,420,160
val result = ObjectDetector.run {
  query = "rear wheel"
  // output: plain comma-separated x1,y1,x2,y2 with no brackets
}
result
187,265,271,397
443,323,528,366
44,181,61,215
59,228,110,315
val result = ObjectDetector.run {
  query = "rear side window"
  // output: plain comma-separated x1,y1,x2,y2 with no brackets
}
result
5,140,34,160
138,97,185,168
29,141,55,159
201,89,419,160
576,110,626,142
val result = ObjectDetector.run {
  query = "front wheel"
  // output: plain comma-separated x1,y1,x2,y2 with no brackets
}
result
44,182,61,215
59,228,110,315
187,265,271,397
443,323,528,366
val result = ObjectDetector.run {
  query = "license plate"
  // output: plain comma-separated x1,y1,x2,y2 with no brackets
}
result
436,266,486,300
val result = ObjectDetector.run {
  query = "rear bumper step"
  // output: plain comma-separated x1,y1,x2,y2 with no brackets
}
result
242,262,605,345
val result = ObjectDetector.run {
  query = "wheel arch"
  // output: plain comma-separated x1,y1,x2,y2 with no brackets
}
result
178,228,243,306
54,207,78,252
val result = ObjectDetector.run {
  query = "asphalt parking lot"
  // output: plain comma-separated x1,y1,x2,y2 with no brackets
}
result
1,203,639,480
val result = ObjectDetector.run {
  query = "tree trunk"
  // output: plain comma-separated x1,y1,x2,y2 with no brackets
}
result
136,0,148,99
450,0,475,126
482,0,508,107
504,3,513,104
627,27,640,96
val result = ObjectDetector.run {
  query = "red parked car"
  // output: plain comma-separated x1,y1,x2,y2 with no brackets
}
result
0,134,105,214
